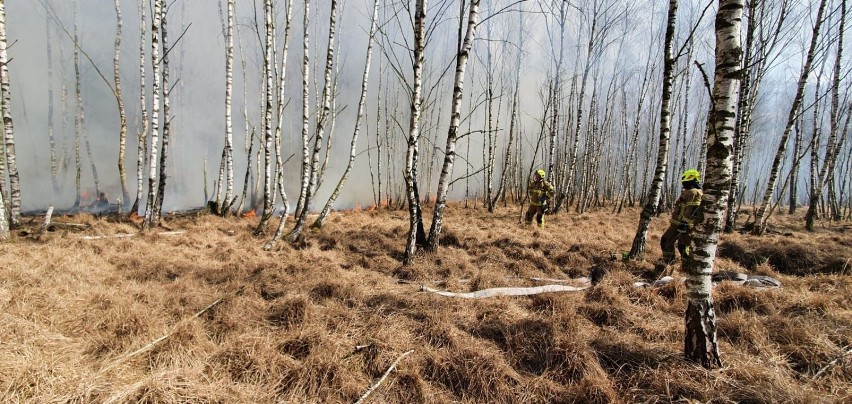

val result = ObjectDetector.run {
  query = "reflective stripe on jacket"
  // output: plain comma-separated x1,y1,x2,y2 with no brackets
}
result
528,180,555,206
671,188,702,226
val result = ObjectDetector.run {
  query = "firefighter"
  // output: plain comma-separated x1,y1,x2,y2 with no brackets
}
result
660,169,703,265
88,192,110,215
525,169,555,227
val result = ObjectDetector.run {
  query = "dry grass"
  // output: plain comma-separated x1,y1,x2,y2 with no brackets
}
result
0,205,849,403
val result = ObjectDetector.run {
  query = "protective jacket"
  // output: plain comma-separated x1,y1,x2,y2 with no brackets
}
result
671,188,702,227
528,180,555,206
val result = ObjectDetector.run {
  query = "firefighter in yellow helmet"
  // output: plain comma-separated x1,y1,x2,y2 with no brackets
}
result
525,169,555,227
660,169,703,265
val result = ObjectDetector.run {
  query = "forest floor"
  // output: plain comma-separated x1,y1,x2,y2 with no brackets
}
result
1,203,850,403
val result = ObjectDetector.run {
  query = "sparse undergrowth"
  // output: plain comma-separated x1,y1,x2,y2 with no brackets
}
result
0,206,849,403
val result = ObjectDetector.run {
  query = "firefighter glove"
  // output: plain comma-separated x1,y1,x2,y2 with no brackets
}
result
677,223,689,233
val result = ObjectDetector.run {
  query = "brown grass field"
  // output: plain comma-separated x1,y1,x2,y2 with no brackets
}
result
1,204,850,403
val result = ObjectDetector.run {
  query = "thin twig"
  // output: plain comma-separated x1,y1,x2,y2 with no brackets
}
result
354,349,414,404
99,297,224,374
813,345,851,379
80,230,186,240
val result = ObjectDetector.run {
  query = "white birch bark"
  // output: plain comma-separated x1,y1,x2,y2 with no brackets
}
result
753,0,827,235
290,0,339,240
312,0,379,229
132,0,147,215
264,0,294,245
0,178,6,239
144,0,163,230
0,0,20,225
403,0,428,264
682,0,744,369
73,3,83,208
425,0,480,252
47,14,58,193
220,0,236,216
627,0,677,259
806,0,846,231
253,0,276,234
293,0,311,220
114,0,129,206
154,0,172,223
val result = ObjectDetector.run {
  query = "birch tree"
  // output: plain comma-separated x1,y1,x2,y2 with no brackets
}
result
0,177,6,239
132,0,147,214
0,0,20,225
681,0,744,368
143,0,163,230
47,14,59,193
114,0,129,206
290,0,340,241
253,0,276,234
627,0,677,260
752,0,827,235
725,0,794,232
403,0,428,264
293,0,311,221
312,0,380,229
425,0,481,252
73,3,83,208
153,0,173,223
806,0,846,231
216,0,236,216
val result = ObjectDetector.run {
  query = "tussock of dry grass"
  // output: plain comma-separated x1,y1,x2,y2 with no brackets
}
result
1,205,849,402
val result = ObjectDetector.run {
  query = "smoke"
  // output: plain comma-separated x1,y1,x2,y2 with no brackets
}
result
3,0,824,213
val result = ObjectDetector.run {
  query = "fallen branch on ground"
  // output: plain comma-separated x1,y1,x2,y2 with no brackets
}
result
80,230,186,240
813,345,852,380
36,206,54,239
355,349,414,404
633,273,781,289
99,297,223,374
505,275,591,284
420,284,588,299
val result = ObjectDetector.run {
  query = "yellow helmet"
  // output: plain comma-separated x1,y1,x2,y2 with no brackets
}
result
536,169,546,179
681,169,700,182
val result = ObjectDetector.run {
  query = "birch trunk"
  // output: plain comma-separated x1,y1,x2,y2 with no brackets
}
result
806,0,845,231
403,0,428,264
753,0,827,235
132,0,147,215
254,0,276,234
154,1,172,224
47,14,59,193
73,4,83,209
425,0,480,252
725,0,756,231
144,0,163,230
0,170,6,238
312,0,378,229
293,0,311,222
290,0,338,240
627,0,677,259
219,0,236,216
789,114,803,214
682,0,744,368
0,0,19,225
114,0,129,206
264,0,294,239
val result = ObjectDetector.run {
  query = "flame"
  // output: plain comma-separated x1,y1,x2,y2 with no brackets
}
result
242,210,257,218
129,212,142,222
367,199,388,211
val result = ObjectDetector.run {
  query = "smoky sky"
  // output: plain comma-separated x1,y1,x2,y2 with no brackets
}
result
4,0,832,212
